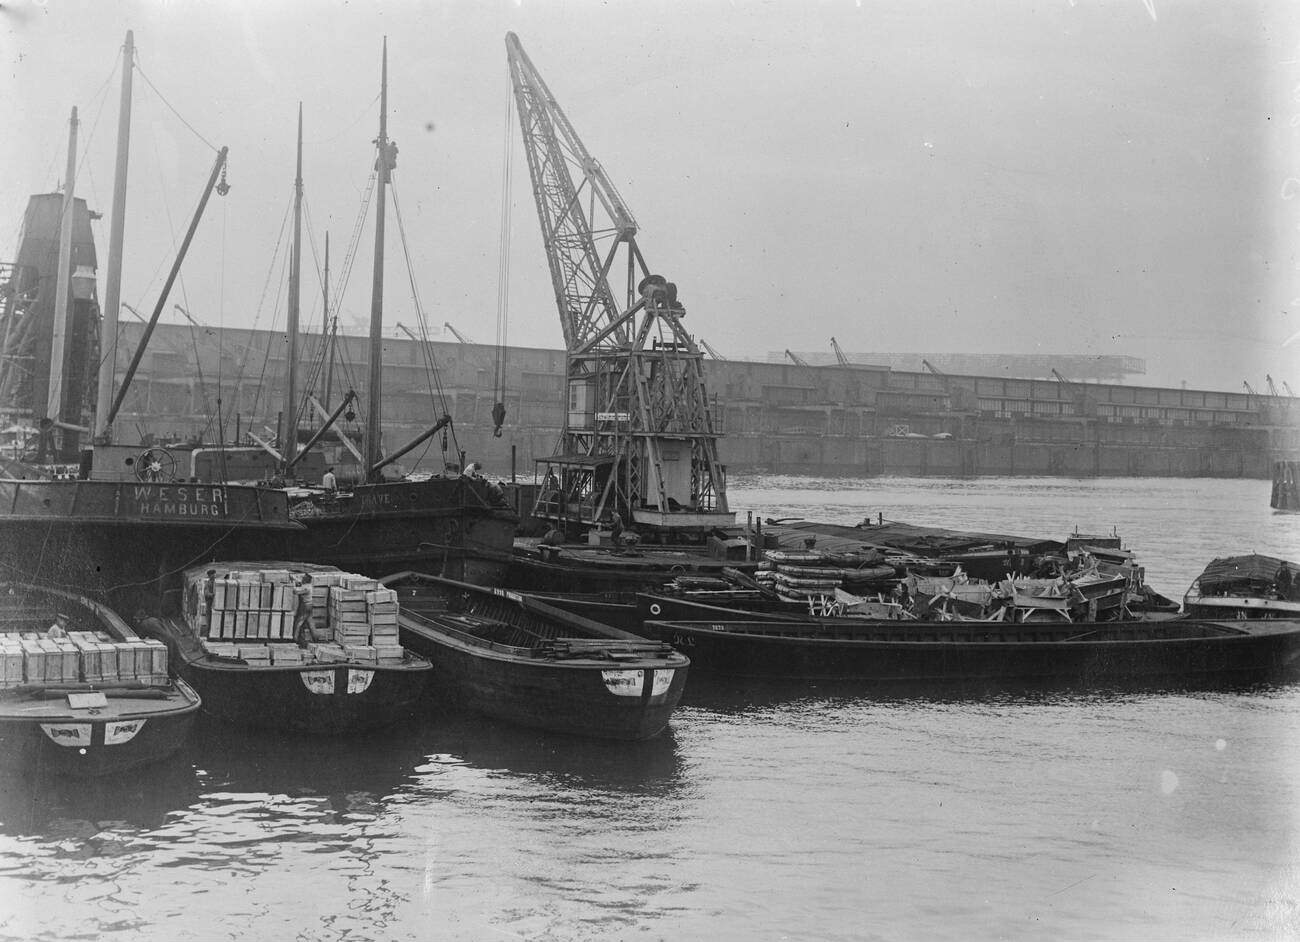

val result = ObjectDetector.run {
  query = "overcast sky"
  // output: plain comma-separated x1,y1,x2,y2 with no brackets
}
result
4,0,1298,391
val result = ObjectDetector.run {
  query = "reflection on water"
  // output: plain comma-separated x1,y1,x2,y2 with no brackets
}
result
682,673,1300,715
0,754,199,839
416,711,683,793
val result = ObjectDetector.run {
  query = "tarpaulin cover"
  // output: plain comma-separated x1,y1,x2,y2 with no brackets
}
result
1195,555,1289,590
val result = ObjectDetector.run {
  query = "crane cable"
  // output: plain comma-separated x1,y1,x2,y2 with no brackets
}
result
491,83,514,438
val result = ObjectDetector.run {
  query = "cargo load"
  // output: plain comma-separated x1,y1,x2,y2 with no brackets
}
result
0,629,167,688
183,564,407,663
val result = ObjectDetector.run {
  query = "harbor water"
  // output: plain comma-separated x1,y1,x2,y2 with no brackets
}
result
1,475,1297,941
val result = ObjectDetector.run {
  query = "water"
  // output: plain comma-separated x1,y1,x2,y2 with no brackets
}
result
1,475,1297,941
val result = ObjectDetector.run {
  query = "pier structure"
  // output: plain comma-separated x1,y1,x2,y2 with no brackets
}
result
49,321,1297,481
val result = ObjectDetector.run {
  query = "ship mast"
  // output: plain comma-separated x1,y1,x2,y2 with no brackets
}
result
282,103,303,471
93,30,134,445
364,39,389,481
46,106,79,444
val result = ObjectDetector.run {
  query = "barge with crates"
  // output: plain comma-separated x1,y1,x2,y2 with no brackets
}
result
0,581,199,776
382,571,690,740
133,562,429,734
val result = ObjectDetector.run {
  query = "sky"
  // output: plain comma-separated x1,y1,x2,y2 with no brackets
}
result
3,0,1299,392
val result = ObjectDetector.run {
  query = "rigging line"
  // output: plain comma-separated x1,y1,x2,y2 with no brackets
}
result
296,198,333,407
73,57,119,215
313,91,383,145
333,171,377,332
133,60,219,153
388,181,448,410
494,81,514,399
248,244,291,432
230,195,292,396
217,197,229,471
128,115,180,309
150,126,216,439
389,181,462,466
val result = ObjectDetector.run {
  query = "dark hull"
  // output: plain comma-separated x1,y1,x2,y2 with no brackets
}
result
400,624,686,740
140,618,430,735
0,479,298,612
641,618,1300,685
0,680,200,776
388,573,689,740
284,479,517,584
531,591,801,633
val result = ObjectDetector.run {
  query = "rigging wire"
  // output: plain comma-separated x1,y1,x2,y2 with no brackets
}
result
133,59,219,153
491,82,515,437
71,58,118,224
389,179,459,466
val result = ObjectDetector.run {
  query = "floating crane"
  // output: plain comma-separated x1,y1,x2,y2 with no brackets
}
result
830,337,850,366
506,33,731,534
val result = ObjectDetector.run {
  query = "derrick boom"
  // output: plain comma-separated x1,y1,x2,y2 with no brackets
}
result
505,32,732,536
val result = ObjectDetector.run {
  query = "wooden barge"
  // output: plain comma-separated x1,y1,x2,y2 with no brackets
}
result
0,582,200,775
384,572,689,740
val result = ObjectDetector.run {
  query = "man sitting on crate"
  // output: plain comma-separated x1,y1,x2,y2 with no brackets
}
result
47,612,69,639
294,573,314,647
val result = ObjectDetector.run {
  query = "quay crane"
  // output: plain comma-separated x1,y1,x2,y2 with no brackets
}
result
698,339,726,361
443,322,474,344
506,33,732,536
830,337,850,366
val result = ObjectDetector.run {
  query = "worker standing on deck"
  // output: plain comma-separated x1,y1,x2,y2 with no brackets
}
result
322,467,337,495
294,574,313,647
1277,563,1294,602
610,512,625,551
203,568,217,623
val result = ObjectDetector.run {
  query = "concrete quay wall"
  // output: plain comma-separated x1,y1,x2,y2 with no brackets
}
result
106,323,1298,481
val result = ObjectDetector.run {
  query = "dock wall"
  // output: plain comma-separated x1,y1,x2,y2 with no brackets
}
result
103,323,1299,480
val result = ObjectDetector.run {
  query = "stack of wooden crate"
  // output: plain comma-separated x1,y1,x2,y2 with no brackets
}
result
206,569,297,641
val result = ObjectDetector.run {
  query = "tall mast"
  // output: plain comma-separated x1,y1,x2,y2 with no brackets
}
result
364,38,389,480
282,103,303,470
47,106,79,431
94,30,134,445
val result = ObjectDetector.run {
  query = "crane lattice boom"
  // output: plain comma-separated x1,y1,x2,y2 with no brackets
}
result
506,32,731,534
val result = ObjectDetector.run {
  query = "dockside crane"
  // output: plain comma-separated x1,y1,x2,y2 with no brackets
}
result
506,32,732,535
443,322,474,344
830,337,850,366
698,339,726,361
1266,375,1280,397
